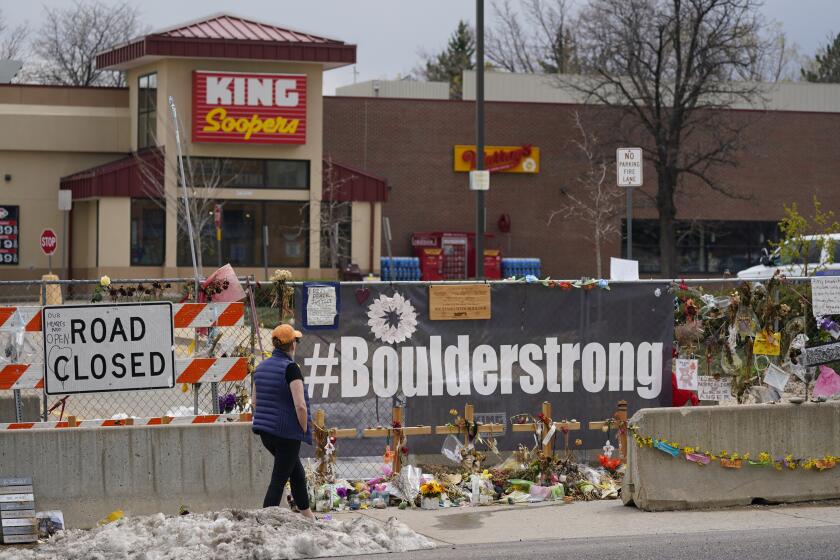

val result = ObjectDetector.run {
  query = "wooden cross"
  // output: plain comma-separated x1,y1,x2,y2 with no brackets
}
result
312,408,358,481
362,407,432,474
587,400,629,463
434,403,504,445
511,401,580,459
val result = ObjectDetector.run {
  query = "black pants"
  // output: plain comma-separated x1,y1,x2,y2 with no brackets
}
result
259,433,310,510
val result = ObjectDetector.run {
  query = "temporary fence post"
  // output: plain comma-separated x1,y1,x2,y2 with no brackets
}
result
41,280,48,422
194,384,200,415
247,276,259,403
211,383,219,414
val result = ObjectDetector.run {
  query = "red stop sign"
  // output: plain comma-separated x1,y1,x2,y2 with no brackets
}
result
40,229,58,256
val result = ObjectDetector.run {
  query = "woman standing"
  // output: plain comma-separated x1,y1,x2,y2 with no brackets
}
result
252,323,315,520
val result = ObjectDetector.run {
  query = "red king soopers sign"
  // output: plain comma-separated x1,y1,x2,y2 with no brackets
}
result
192,71,307,144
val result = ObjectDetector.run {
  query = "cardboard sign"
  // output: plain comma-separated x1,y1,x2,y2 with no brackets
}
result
429,284,491,320
811,277,840,317
753,331,781,356
42,302,175,395
192,71,307,144
697,376,731,401
675,358,699,391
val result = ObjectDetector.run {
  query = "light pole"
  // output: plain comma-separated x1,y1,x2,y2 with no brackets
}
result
475,0,485,279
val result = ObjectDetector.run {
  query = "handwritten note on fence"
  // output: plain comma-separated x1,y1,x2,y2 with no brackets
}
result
697,376,731,402
811,277,840,317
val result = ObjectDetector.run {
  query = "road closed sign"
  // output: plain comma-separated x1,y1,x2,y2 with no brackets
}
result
42,302,175,395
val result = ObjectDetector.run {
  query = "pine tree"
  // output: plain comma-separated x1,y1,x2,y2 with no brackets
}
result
423,21,475,99
802,33,840,83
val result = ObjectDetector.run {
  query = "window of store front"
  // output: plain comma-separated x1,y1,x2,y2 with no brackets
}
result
177,201,308,268
137,73,157,149
189,158,309,189
623,220,779,274
130,198,165,265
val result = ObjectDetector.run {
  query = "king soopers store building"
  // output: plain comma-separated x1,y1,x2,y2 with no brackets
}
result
0,13,385,282
2,12,840,282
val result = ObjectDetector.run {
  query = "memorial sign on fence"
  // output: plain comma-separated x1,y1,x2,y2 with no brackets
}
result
42,302,175,395
295,283,673,450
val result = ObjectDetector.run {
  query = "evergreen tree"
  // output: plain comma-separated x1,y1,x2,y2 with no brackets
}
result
423,21,475,99
802,33,840,83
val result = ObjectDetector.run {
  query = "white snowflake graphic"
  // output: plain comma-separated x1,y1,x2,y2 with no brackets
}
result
367,292,418,344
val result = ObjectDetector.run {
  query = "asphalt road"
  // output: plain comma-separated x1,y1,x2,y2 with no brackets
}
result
346,526,840,560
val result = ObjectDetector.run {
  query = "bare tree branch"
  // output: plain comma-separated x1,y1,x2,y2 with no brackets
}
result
486,0,581,73
559,0,774,276
548,111,623,277
0,9,28,62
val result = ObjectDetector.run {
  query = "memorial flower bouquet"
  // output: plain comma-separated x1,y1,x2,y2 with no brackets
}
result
419,480,443,498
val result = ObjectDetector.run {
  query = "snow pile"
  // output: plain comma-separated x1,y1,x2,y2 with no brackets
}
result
0,508,435,560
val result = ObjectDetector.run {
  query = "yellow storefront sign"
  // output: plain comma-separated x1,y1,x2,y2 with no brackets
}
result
453,145,540,173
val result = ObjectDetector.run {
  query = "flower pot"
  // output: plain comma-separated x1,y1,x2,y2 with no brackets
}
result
420,496,439,510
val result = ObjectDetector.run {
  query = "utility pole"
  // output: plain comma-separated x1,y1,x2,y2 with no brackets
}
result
475,0,486,279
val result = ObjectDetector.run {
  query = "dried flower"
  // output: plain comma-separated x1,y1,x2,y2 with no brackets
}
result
574,439,583,447
270,269,293,282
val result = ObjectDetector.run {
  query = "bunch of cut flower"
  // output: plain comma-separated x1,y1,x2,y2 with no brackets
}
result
419,480,443,497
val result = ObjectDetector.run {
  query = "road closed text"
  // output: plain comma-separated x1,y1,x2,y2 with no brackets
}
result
43,303,175,395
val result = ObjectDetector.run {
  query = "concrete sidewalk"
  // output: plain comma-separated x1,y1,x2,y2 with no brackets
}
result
336,499,840,546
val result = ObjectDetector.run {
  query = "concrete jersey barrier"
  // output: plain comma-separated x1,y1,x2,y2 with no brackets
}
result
623,401,840,511
0,422,273,528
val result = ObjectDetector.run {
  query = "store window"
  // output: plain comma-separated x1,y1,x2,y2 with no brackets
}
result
177,201,308,267
188,158,309,189
130,199,165,265
623,220,779,274
137,73,157,149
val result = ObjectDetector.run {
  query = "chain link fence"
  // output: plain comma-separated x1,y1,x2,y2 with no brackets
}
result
1,278,257,422
2,275,837,480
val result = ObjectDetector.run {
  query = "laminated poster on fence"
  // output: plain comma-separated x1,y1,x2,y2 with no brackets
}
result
303,282,340,330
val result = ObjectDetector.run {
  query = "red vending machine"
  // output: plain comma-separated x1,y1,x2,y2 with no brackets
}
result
412,232,499,279
483,249,502,279
418,248,444,281
440,233,468,279
466,232,498,278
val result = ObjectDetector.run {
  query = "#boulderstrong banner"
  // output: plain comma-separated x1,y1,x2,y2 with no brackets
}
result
295,283,673,451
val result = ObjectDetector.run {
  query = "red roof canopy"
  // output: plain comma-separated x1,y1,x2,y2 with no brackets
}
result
60,151,387,203
323,160,388,203
61,148,163,200
96,13,356,70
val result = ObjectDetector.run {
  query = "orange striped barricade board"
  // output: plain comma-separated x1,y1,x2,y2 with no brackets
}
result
0,413,253,430
0,302,244,332
1,357,248,390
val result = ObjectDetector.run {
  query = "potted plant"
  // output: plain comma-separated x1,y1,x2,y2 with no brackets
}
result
419,480,443,510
